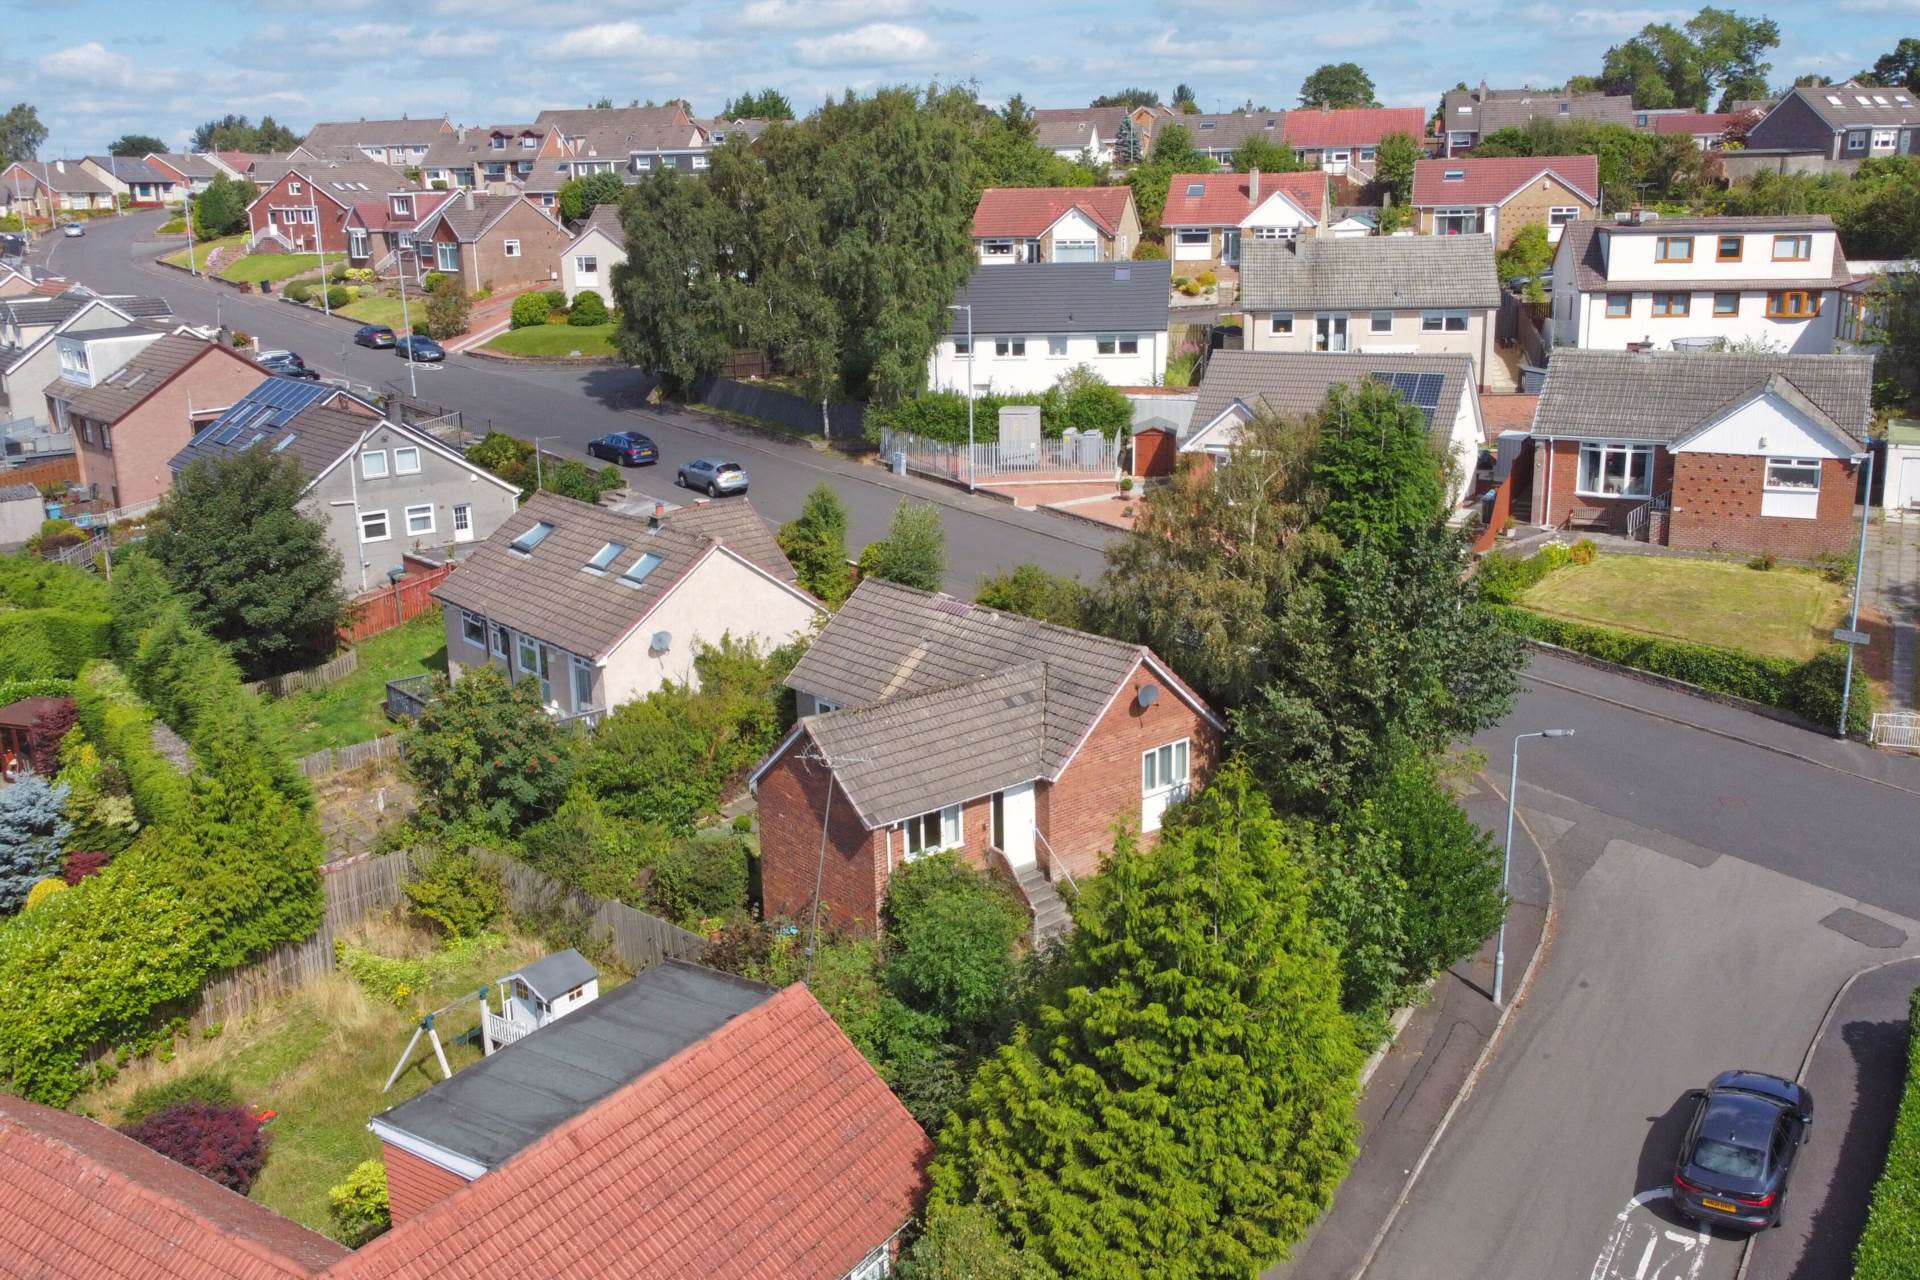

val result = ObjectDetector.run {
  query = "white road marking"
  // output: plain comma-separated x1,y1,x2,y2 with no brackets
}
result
1635,1237,1657,1279
1590,1188,1712,1280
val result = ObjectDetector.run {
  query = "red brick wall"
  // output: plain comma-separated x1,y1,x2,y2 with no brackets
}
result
73,348,262,508
382,1142,471,1226
247,173,352,254
1530,439,1674,533
1668,454,1858,558
757,730,887,930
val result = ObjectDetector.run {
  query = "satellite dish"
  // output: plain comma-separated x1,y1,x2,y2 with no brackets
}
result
649,630,672,654
1137,683,1160,708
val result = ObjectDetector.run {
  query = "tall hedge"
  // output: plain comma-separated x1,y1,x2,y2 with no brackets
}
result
71,663,188,828
0,610,112,679
1854,987,1920,1280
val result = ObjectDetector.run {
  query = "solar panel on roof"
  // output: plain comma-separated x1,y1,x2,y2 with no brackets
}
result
1369,370,1444,429
212,423,248,445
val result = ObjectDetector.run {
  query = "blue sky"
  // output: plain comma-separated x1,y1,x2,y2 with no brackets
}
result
4,0,1915,158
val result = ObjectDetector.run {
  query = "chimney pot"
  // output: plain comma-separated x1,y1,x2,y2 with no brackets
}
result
463,188,474,211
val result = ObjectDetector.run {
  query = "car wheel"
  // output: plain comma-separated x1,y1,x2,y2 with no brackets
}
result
707,482,719,497
675,471,685,487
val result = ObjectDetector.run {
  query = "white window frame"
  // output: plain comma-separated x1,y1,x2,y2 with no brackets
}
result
900,804,962,859
571,655,594,709
691,154,710,170
1047,335,1068,357
1117,334,1140,355
1847,131,1868,152
575,255,598,275
348,228,369,257
1176,228,1210,247
847,1248,890,1280
1251,226,1294,241
503,239,521,258
1421,309,1470,333
1369,311,1393,334
1764,457,1822,493
288,181,302,196
1449,130,1474,147
980,238,1014,258
1435,208,1480,236
489,621,508,658
436,241,459,272
359,509,391,542
1269,311,1294,335
1762,456,1822,519
1575,442,1654,498
390,195,413,218
1141,739,1190,833
461,609,486,648
1096,334,1119,355
393,446,421,475
995,338,1026,357
1549,206,1579,227
405,504,435,536
361,450,389,479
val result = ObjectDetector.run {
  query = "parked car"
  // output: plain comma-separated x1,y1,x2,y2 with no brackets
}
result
1671,1070,1812,1231
0,232,25,258
61,222,84,238
394,335,446,363
256,350,319,381
353,324,396,349
588,431,659,467
676,457,748,496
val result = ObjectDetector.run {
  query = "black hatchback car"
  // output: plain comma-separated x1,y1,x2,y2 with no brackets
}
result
587,431,659,466
353,324,395,349
257,350,320,381
1672,1070,1813,1231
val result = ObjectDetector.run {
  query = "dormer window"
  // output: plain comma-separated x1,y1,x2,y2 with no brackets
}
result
390,194,413,218
491,135,506,150
510,521,555,553
521,134,537,148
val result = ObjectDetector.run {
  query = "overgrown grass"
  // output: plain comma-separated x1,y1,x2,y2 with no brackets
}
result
1520,556,1847,662
485,322,618,358
259,615,447,756
160,233,246,272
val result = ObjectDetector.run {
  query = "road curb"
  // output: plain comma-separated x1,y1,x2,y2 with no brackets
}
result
1345,775,1560,1280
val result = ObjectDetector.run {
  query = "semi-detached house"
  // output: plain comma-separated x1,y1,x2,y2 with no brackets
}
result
931,259,1171,394
411,191,571,294
247,163,422,256
1410,155,1600,249
971,186,1141,264
1740,81,1920,173
300,116,455,168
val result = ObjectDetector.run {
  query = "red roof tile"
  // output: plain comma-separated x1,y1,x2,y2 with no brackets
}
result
1284,106,1427,148
0,1096,350,1279
1651,111,1757,136
347,190,456,231
335,984,931,1280
1411,155,1600,207
1481,393,1540,436
972,186,1134,238
1160,170,1326,228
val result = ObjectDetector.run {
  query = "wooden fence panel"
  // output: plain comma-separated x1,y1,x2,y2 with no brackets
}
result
474,849,705,972
244,649,359,698
340,560,456,645
300,734,404,779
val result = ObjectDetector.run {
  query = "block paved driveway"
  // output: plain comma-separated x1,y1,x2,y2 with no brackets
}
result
1356,660,1920,1280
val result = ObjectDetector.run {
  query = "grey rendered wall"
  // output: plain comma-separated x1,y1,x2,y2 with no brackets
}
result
1,308,128,425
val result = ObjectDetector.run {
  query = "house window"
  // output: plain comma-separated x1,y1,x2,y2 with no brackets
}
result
348,228,369,258
1713,292,1740,316
503,239,521,258
1651,291,1691,317
1315,314,1348,351
436,241,459,271
1717,235,1743,262
995,338,1026,357
288,181,302,196
586,540,625,572
510,521,555,553
461,610,486,647
101,426,112,451
1097,335,1118,355
489,621,508,658
692,154,709,170
1654,235,1693,263
405,504,434,536
1269,312,1294,335
620,551,664,587
391,195,413,217
1141,739,1190,833
1847,131,1868,151
1117,335,1139,355
394,446,421,475
361,450,388,479
1576,443,1654,498
1251,226,1295,241
1762,456,1822,519
1358,147,1376,161
1048,335,1068,356
575,255,598,275
1772,234,1812,262
1421,310,1469,332
1176,229,1210,247
1767,289,1821,319
1435,208,1480,236
981,239,1013,258
1549,206,1580,227
901,804,962,858
1370,311,1393,334
952,337,970,356
571,656,594,709
1606,294,1632,318
847,1249,889,1280
634,156,653,171
359,509,390,542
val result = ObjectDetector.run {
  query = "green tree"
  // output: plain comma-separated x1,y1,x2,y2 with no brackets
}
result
859,500,945,592
777,483,853,605
1113,116,1144,165
1686,7,1782,111
1172,83,1198,113
0,104,47,167
403,848,505,938
107,134,165,157
1309,380,1448,555
1471,118,1706,207
880,852,1028,1042
1867,38,1920,93
1229,134,1306,174
975,563,1087,629
1297,815,1408,1022
928,764,1362,1277
189,114,299,154
1372,130,1421,206
1497,222,1555,296
191,174,257,239
1299,63,1378,109
405,666,574,834
611,168,747,396
146,450,346,680
1130,121,1211,232
1092,89,1161,110
556,170,627,221
423,271,471,340
978,95,1098,189
721,88,795,120
898,1202,1042,1280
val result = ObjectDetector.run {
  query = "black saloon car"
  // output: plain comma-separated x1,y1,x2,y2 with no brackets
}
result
394,335,446,362
353,324,396,348
587,431,660,466
1672,1070,1812,1230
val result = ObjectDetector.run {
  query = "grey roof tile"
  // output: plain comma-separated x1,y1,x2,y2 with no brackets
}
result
1789,83,1920,131
1239,236,1500,311
303,117,452,149
945,260,1171,335
57,334,227,425
1531,349,1872,447
571,204,625,250
1190,350,1472,446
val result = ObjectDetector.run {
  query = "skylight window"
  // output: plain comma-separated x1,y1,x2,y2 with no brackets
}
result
1443,169,1466,180
619,551,664,586
1875,95,1890,105
1185,183,1205,196
586,540,626,572
1856,95,1872,105
1199,121,1216,129
1827,94,1844,105
510,521,554,553
272,433,298,453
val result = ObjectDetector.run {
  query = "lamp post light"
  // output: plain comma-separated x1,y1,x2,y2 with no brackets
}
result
945,302,976,492
1496,728,1574,1007
533,434,557,493
396,242,418,398
1837,449,1875,737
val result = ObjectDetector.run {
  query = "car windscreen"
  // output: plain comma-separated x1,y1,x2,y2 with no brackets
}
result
1692,1138,1767,1181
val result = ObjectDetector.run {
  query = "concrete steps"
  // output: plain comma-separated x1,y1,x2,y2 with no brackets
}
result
1013,863,1072,949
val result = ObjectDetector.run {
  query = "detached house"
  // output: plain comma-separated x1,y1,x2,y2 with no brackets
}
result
1440,83,1638,156
1238,236,1501,384
1160,168,1329,269
300,116,455,168
419,124,566,190
752,578,1224,936
1182,112,1289,166
1,160,114,214
143,152,219,197
1523,349,1871,558
246,163,421,255
412,191,571,294
1741,82,1920,173
434,492,823,721
1411,155,1600,248
79,156,175,206
1030,107,1128,163
1652,111,1762,151
342,189,458,276
930,260,1172,394
535,104,693,151
562,205,625,306
1550,213,1849,354
971,186,1141,264
0,296,167,429
1283,106,1428,176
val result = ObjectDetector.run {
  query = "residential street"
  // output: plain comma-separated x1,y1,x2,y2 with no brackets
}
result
28,211,1115,595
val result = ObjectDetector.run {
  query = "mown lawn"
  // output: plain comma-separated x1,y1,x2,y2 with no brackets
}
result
220,252,326,285
1521,555,1848,661
485,321,618,358
260,614,447,756
336,293,421,330
160,233,246,272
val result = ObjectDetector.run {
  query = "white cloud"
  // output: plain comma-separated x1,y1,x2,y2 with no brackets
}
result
40,41,143,90
1138,29,1261,77
1834,0,1920,10
793,22,939,68
545,20,703,59
1313,25,1395,50
1518,6,1690,35
738,0,911,29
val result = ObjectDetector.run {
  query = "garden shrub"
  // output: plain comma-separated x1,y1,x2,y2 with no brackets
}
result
1196,270,1217,288
1497,606,1798,702
568,290,608,326
866,365,1133,444
284,280,316,304
422,272,446,291
521,785,673,904
327,1159,391,1246
1568,538,1598,566
328,262,350,283
404,849,505,939
325,286,350,309
23,878,64,909
26,697,75,775
334,940,433,1006
1475,544,1571,605
119,1102,267,1194
509,292,554,329
0,778,72,913
878,852,1027,1040
645,833,750,923
1853,988,1920,1280
1133,240,1168,260
0,559,107,613
541,288,567,312
406,666,574,833
124,1066,237,1123
56,739,140,858
59,850,112,884
0,610,112,680
71,662,186,828
1780,646,1876,736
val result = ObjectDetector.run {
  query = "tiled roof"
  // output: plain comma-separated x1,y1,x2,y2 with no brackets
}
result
1411,155,1599,207
171,397,380,483
1284,106,1427,148
1480,393,1541,437
1790,82,1920,130
57,333,234,425
663,496,796,583
347,191,456,232
944,259,1171,335
2,294,88,328
1651,112,1757,136
1030,107,1128,150
1555,219,1854,291
1189,350,1473,448
1531,349,1872,447
340,981,930,1280
19,161,112,195
1160,170,1325,228
570,204,626,251
1443,87,1637,135
248,161,417,199
85,155,170,184
0,482,39,501
972,186,1135,238
535,105,689,137
1239,236,1500,311
697,118,771,144
0,1095,350,1278
432,492,802,662
1180,112,1288,151
303,117,451,149
420,192,547,242
149,152,220,179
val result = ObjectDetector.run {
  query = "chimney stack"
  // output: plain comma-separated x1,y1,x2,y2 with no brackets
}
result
1248,167,1260,204
463,188,474,211
649,502,665,529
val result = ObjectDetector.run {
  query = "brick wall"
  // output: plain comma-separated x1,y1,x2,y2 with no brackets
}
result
471,200,573,294
1498,175,1599,250
74,348,262,508
382,1142,471,1226
1530,439,1675,533
757,729,887,930
1668,453,1858,558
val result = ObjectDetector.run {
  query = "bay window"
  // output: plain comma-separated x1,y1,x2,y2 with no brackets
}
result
1576,443,1654,498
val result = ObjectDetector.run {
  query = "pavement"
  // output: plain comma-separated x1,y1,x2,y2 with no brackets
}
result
29,211,1119,596
1866,513,1918,711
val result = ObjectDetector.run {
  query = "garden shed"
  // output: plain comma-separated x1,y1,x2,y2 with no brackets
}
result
0,696,68,774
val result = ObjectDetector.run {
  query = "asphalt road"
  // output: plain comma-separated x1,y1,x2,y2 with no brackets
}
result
31,212,1115,594
1356,658,1920,1280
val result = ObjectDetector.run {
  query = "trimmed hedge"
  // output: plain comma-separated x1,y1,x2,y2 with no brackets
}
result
0,609,112,680
71,663,188,829
1853,987,1920,1280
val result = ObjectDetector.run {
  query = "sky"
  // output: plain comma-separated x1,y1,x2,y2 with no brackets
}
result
3,0,1916,158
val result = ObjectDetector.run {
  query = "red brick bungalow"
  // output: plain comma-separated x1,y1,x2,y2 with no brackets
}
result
750,578,1224,934
245,163,418,256
1523,349,1873,558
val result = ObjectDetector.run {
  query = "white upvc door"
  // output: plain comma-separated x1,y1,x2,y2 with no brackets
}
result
996,783,1036,868
453,503,473,542
1141,739,1190,833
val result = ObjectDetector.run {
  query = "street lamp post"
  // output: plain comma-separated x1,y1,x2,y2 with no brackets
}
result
533,434,557,493
945,302,976,492
183,190,198,277
1838,448,1876,737
307,177,331,316
1496,728,1575,1007
396,242,418,398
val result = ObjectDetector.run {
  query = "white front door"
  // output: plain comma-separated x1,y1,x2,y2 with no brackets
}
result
994,783,1036,868
1902,456,1920,510
453,503,473,542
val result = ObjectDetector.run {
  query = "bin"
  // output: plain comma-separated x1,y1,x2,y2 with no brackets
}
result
891,452,907,477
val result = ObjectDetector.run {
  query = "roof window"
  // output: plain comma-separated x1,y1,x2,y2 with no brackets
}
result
1185,182,1205,196
1826,94,1844,105
586,540,625,572
272,433,298,453
1443,169,1466,180
1856,95,1873,106
1199,121,1216,129
619,551,664,587
510,521,554,553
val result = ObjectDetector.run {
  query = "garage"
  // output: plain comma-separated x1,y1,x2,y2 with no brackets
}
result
1884,419,1920,514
